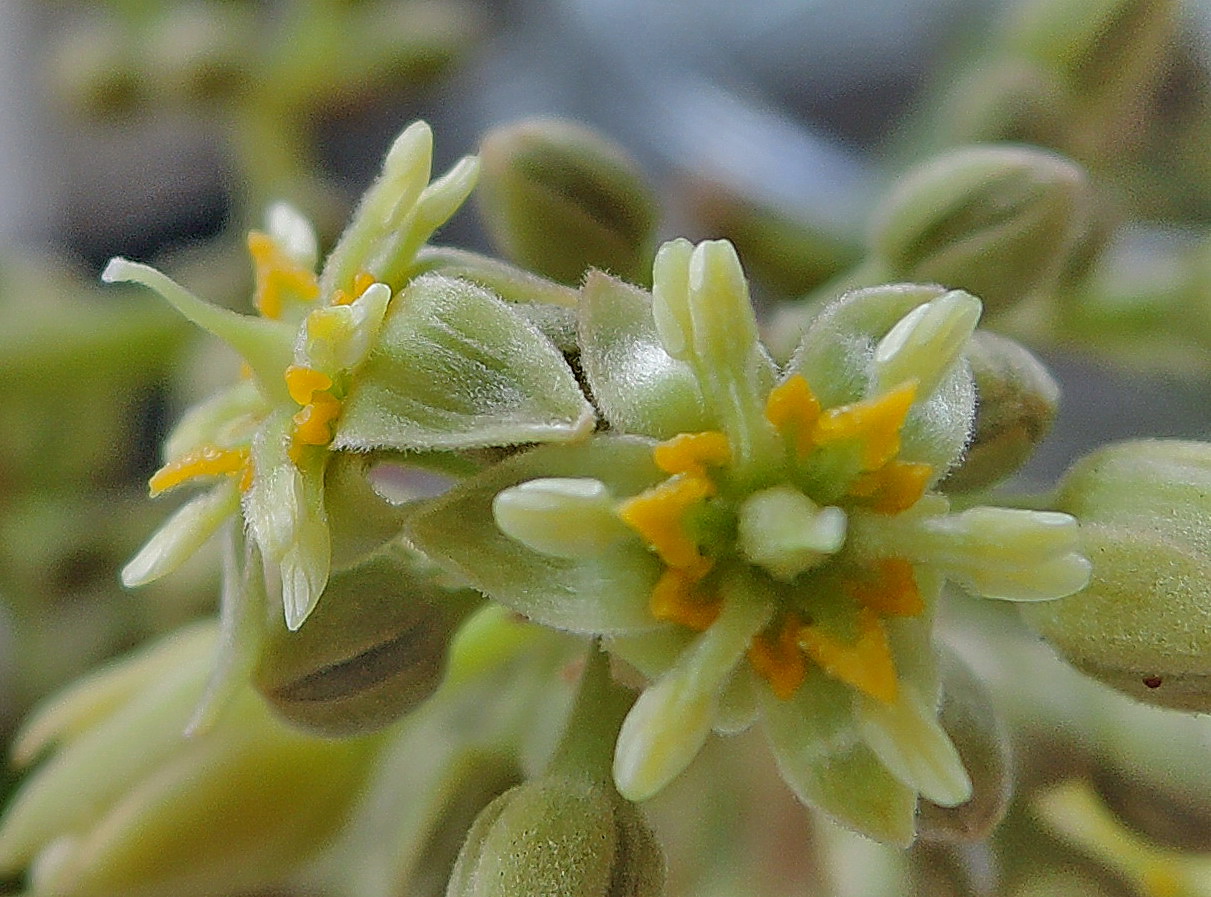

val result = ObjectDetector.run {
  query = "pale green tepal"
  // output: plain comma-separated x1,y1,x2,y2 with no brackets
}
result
408,238,1091,845
0,623,382,897
103,120,594,638
1021,439,1211,711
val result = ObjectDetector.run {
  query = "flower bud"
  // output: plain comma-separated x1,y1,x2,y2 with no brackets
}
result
254,544,480,736
1020,439,1211,710
1008,0,1179,159
943,330,1059,492
870,146,1090,317
477,118,659,285
447,776,664,897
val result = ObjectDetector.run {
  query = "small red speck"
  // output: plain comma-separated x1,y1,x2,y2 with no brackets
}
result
1143,676,1163,689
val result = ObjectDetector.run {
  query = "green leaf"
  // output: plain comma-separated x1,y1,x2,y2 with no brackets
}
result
578,272,711,439
407,438,665,634
335,275,594,451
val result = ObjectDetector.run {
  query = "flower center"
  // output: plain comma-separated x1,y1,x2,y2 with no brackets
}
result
617,373,934,703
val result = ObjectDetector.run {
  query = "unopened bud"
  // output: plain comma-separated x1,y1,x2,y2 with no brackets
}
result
447,776,664,897
477,119,659,285
1020,439,1211,710
254,545,478,736
944,330,1059,492
871,146,1090,316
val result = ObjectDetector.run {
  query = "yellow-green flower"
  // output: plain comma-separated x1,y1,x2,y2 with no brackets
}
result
106,120,594,633
409,239,1090,844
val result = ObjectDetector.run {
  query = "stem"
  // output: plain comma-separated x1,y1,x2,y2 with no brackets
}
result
547,642,635,784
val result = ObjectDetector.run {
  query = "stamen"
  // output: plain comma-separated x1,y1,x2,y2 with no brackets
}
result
844,558,924,617
649,568,721,630
331,270,378,306
149,445,251,496
813,381,918,471
798,608,899,704
284,365,334,406
653,431,732,478
618,475,715,571
764,374,821,458
847,460,933,514
748,614,807,699
247,231,320,319
291,392,342,447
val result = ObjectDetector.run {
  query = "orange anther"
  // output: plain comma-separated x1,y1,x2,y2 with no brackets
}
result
813,381,918,471
332,271,378,306
618,475,714,571
764,374,821,458
284,365,334,406
649,568,720,631
247,230,319,319
748,614,808,699
653,431,732,479
798,608,899,704
291,392,342,447
844,558,924,617
149,445,250,496
847,460,933,514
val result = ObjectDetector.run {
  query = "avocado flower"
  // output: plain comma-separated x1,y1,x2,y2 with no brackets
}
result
407,238,1091,844
104,120,595,636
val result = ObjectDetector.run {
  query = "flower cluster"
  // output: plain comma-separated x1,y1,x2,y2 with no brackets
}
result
408,238,1091,843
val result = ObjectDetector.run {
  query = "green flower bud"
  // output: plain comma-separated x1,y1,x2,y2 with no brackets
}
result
1021,439,1211,710
447,645,665,897
254,544,480,736
477,118,659,285
1008,0,1179,159
943,330,1059,492
447,776,664,897
870,146,1090,317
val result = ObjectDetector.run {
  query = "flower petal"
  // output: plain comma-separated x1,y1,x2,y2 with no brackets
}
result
121,484,240,587
407,438,665,633
334,275,595,452
856,685,972,808
758,670,918,846
579,272,711,438
614,586,773,801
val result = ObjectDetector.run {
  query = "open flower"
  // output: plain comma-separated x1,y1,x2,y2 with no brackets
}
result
408,239,1090,844
106,120,595,635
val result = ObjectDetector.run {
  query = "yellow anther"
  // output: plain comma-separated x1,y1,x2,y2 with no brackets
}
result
748,614,807,699
813,381,918,471
653,431,732,478
291,391,342,447
284,365,334,406
649,568,721,631
247,230,319,320
332,270,377,306
618,475,714,571
764,374,821,458
847,460,933,514
798,608,899,704
844,558,924,617
149,445,250,496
